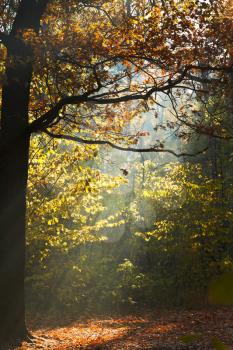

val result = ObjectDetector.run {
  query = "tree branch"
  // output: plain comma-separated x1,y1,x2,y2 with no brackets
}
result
185,73,220,85
41,129,208,158
11,0,49,35
0,31,10,47
29,67,190,133
187,64,233,73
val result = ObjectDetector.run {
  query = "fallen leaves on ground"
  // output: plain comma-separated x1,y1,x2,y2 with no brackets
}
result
16,308,233,350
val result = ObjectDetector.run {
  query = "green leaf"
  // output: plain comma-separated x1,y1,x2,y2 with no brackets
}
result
211,337,230,350
180,334,200,344
208,273,233,305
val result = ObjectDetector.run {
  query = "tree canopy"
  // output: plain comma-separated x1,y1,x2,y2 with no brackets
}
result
1,0,232,149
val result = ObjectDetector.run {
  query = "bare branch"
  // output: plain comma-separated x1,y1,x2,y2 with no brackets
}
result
41,129,209,158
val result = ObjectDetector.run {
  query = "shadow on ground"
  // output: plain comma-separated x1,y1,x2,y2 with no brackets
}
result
14,308,233,350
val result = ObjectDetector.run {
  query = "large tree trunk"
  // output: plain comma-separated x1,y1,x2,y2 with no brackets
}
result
0,44,32,344
0,1,48,344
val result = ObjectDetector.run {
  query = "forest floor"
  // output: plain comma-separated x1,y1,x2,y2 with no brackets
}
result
16,308,233,350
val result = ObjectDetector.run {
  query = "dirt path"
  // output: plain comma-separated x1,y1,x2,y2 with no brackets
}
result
16,309,233,350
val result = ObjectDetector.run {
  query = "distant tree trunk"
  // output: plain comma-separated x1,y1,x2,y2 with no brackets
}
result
126,0,132,17
0,42,32,344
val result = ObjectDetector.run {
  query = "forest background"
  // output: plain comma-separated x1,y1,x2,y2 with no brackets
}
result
1,0,233,349
23,0,233,316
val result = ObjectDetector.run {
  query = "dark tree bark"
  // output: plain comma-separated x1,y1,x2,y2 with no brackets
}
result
0,54,31,344
0,0,48,344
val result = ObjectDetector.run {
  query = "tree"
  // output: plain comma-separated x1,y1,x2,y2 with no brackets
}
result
26,135,127,314
0,0,231,345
